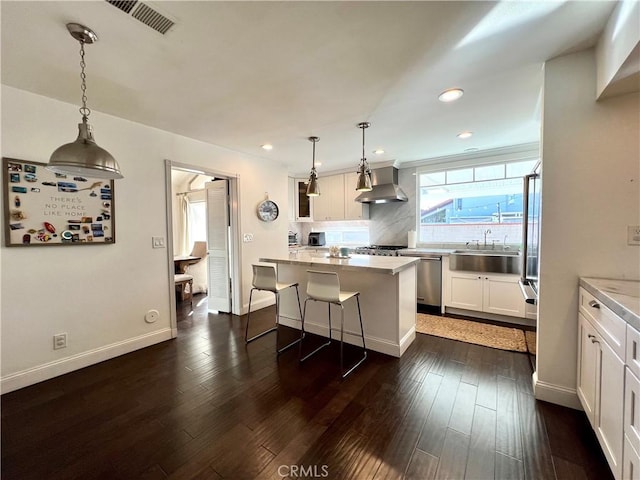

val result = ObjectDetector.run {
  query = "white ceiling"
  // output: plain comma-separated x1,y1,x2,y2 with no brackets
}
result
1,1,617,176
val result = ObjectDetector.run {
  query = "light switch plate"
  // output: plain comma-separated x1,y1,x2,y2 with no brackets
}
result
152,236,165,248
628,225,640,246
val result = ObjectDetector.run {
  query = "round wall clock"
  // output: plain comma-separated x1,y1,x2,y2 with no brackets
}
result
257,199,279,222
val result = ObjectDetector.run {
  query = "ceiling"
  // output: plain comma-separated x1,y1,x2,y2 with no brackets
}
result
1,1,617,176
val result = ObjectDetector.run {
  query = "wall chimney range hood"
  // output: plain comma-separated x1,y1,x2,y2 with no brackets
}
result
355,166,408,204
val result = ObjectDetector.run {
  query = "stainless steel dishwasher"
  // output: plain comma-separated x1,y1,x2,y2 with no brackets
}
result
399,252,442,307
416,255,442,307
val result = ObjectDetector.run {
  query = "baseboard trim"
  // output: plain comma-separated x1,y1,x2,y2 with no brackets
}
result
279,316,403,358
1,329,173,394
242,297,275,316
532,371,582,410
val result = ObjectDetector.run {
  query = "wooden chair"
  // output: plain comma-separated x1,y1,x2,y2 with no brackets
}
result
175,273,194,306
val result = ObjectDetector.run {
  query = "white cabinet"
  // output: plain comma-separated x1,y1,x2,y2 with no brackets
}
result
577,287,626,479
344,172,370,220
625,324,640,480
289,178,313,222
313,174,345,221
444,271,525,317
623,435,640,480
447,272,483,311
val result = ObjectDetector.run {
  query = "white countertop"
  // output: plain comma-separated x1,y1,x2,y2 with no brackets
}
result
580,277,640,329
260,252,420,275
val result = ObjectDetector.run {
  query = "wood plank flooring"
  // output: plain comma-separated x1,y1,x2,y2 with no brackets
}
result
1,294,613,479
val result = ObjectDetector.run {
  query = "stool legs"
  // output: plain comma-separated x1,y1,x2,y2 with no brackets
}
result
340,294,367,379
275,285,304,355
300,295,367,379
245,284,303,355
245,288,277,343
299,298,332,363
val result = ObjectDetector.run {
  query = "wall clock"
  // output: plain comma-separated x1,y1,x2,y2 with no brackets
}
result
257,199,279,222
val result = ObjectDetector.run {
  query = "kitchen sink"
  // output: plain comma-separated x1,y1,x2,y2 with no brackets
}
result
451,249,519,256
450,250,521,274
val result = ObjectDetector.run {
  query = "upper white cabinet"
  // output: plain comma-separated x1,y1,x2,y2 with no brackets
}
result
289,178,313,222
313,174,345,221
289,173,369,222
344,172,370,220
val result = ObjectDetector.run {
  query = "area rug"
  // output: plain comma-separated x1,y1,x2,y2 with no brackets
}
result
525,330,537,355
416,313,527,353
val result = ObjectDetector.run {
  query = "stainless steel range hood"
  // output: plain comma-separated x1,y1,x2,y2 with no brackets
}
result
355,166,408,203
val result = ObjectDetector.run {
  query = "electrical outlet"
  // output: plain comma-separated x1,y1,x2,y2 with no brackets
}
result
243,233,254,243
628,225,640,246
53,333,67,350
152,236,165,248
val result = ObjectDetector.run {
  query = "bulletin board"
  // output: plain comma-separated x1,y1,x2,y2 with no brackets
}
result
3,157,115,247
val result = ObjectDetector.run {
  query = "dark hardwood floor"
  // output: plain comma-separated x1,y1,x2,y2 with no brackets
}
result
2,294,612,479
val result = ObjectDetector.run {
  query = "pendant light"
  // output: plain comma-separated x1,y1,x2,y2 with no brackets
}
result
48,23,123,179
306,136,320,197
355,122,372,192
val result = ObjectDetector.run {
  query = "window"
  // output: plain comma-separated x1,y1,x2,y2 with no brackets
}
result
188,201,207,242
418,159,537,246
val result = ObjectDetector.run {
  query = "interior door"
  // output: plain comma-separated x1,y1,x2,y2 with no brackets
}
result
206,179,231,312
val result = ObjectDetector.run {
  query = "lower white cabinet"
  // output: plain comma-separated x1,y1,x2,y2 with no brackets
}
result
577,287,626,480
445,271,525,317
624,435,640,480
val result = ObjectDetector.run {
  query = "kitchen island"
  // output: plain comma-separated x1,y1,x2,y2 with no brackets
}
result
259,253,420,357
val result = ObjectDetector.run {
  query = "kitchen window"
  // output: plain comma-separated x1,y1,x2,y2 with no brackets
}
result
417,159,537,247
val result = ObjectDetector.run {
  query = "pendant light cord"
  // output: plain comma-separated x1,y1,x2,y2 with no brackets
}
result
79,41,91,120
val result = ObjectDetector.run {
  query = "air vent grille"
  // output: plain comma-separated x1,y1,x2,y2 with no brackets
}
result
106,0,138,14
105,0,175,35
131,3,174,34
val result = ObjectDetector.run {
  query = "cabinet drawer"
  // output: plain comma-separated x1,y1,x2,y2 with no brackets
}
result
626,367,640,456
627,324,640,380
624,435,640,480
580,287,626,359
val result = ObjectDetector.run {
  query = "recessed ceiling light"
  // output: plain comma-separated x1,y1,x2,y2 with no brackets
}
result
438,88,464,102
373,149,385,155
457,131,473,139
261,144,273,150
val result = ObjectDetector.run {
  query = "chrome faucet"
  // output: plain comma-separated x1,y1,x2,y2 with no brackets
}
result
503,234,509,250
483,229,492,248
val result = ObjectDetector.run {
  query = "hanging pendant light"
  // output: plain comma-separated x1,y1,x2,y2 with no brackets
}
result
48,23,123,179
306,136,320,197
355,122,372,192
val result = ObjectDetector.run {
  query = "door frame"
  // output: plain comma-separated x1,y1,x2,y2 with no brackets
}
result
164,159,243,337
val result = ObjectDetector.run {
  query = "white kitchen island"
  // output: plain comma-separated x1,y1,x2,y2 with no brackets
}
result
259,253,420,357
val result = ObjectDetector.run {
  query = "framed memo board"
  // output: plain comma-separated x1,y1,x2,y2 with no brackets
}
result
3,157,115,247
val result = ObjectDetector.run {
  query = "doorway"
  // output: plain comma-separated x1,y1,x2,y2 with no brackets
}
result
165,160,242,336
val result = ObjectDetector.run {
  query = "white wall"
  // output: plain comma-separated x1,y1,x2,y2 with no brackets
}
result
536,49,640,407
1,86,289,392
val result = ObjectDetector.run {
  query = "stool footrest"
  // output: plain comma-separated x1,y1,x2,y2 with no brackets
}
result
300,339,331,363
246,326,277,344
342,351,368,379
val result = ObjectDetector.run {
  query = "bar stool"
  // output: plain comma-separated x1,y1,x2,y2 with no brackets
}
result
245,264,303,354
299,270,367,378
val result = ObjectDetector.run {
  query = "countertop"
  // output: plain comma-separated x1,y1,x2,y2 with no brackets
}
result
260,253,420,275
580,277,640,329
398,248,455,256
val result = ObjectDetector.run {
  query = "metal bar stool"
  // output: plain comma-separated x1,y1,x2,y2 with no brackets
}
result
299,270,367,378
245,264,303,354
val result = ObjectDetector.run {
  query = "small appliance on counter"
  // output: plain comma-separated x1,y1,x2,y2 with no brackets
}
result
308,232,326,246
288,231,298,245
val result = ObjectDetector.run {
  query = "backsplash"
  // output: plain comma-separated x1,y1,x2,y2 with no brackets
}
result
369,167,417,245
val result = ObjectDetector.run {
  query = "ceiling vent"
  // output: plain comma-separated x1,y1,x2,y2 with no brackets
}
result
105,0,175,35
